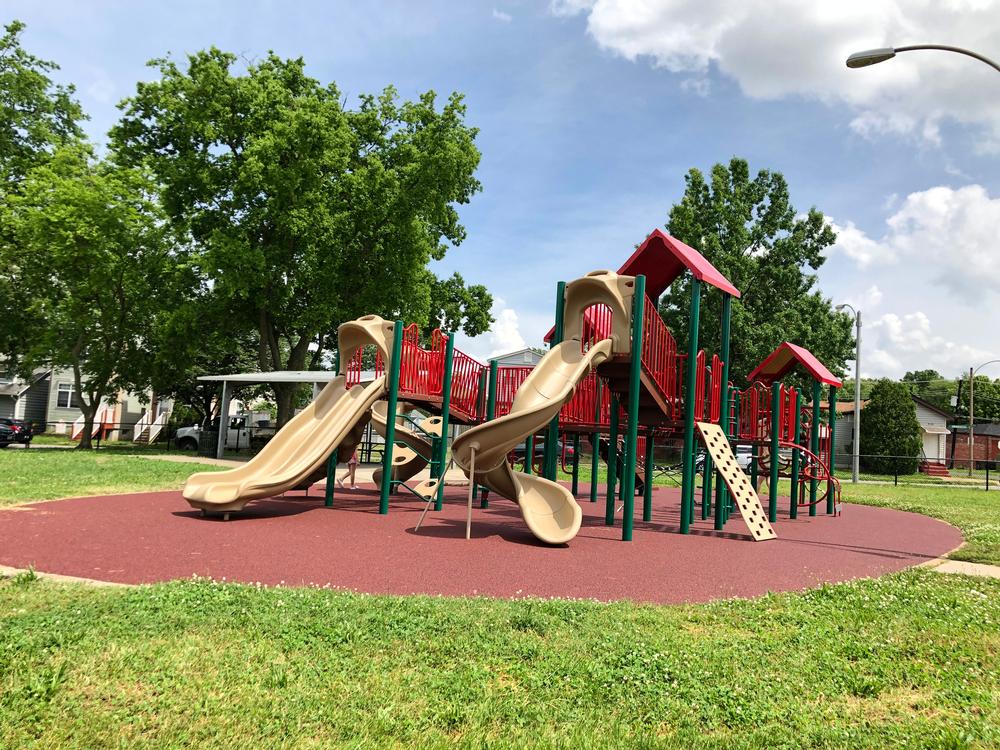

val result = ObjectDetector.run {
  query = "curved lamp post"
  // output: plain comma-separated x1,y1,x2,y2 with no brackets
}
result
968,359,1000,477
835,304,861,483
847,45,1000,74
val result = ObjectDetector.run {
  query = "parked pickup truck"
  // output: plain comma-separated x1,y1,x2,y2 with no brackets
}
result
174,414,275,453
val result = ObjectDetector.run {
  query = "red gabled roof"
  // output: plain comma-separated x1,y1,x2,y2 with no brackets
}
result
544,228,740,342
746,342,842,387
618,228,741,299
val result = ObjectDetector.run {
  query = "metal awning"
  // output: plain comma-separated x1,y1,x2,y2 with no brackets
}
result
921,425,951,435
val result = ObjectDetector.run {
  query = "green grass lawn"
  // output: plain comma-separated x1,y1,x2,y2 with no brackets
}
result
0,571,997,748
0,450,225,508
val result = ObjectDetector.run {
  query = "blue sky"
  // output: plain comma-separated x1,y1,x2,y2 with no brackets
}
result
9,0,1000,378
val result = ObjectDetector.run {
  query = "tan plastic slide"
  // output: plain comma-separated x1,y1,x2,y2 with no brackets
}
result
452,271,635,544
370,401,441,490
183,316,396,514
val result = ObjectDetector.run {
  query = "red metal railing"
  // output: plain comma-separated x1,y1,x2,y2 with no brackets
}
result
641,296,681,415
738,381,770,441
709,354,724,423
580,303,613,351
450,348,486,420
693,350,707,421
344,347,384,387
396,324,445,398
560,371,613,427
494,366,532,418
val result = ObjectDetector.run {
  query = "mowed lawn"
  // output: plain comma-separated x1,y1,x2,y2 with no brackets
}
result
1,450,999,747
0,449,224,507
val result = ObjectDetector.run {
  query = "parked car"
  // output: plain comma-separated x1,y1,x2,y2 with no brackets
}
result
174,415,275,453
736,444,752,470
0,418,33,445
0,422,17,448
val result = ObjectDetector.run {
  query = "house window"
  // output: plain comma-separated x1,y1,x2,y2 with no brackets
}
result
57,382,80,409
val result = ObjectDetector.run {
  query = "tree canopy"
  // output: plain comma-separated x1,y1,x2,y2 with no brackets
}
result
859,379,922,474
111,48,490,424
0,145,172,447
660,158,854,387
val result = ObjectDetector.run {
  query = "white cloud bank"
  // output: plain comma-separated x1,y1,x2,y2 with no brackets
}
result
551,0,1000,147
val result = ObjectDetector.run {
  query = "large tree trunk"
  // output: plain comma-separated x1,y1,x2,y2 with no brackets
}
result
76,400,98,450
274,383,298,429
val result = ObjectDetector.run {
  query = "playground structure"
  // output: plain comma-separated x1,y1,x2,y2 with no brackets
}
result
184,228,843,545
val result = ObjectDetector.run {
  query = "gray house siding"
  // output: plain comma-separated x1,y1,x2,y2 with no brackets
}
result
0,398,13,419
18,373,51,429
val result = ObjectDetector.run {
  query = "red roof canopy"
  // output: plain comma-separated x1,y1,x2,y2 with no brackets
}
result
544,228,740,341
618,228,741,299
746,342,842,387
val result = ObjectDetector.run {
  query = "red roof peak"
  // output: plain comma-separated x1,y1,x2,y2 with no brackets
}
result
746,342,842,387
617,228,741,299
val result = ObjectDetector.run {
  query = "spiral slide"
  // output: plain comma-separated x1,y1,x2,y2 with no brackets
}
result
183,315,396,515
370,401,441,490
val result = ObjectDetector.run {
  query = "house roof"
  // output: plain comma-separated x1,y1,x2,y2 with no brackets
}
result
835,400,868,413
618,228,741,299
911,395,953,420
952,423,1000,437
746,342,843,387
489,348,542,363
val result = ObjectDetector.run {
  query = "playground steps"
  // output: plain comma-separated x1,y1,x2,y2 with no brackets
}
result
598,359,674,425
411,478,441,501
920,461,951,478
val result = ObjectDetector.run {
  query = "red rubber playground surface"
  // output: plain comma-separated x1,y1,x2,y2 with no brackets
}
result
0,484,961,604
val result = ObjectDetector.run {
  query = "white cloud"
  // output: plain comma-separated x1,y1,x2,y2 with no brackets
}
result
492,8,512,22
551,0,1000,147
865,310,994,378
829,184,1000,297
489,306,527,356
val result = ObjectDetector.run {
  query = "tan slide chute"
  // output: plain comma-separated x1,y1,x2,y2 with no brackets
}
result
183,316,395,514
370,401,440,489
452,271,634,544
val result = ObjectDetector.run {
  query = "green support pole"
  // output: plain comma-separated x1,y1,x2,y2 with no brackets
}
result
790,388,802,520
750,444,759,489
680,278,702,534
544,281,566,481
435,333,455,511
827,385,838,514
605,394,620,526
768,382,781,523
571,433,581,495
702,452,713,519
379,321,404,515
643,433,654,522
482,360,498,509
725,390,741,526
621,275,645,541
590,382,601,503
809,379,821,517
714,293,733,527
324,451,336,507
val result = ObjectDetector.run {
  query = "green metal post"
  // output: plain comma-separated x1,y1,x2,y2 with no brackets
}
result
571,433,581,495
482,360,498,509
590,383,601,503
680,278,702,534
809,379,821,517
379,321,404,515
768,381,781,523
324,451,336,507
605,394,620,525
524,434,534,475
643,433,654,522
544,281,566,481
724,390,741,526
714,293,732,525
827,385,838,514
702,452,713,519
790,388,802,520
621,275,645,541
435,333,455,511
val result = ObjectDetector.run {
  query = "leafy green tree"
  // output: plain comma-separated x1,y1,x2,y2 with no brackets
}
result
956,375,1000,421
0,145,172,448
661,158,854,386
0,20,84,189
111,48,489,425
859,379,922,474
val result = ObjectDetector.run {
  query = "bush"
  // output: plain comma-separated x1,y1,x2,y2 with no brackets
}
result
859,379,922,474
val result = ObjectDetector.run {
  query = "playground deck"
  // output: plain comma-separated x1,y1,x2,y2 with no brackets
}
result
0,486,961,603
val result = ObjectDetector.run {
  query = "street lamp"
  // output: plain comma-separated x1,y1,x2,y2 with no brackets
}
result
968,359,1000,477
835,304,861,483
847,44,1000,74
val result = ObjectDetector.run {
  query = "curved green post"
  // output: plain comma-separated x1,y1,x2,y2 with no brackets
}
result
827,385,838,514
809,379,821,517
379,320,404,515
702,449,713,519
622,275,645,541
643,433,654,522
544,281,566,481
435,332,455,511
590,385,601,503
680,278,702,534
571,433,580,495
481,360,499,509
768,381,781,523
605,394,620,526
789,388,802,520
